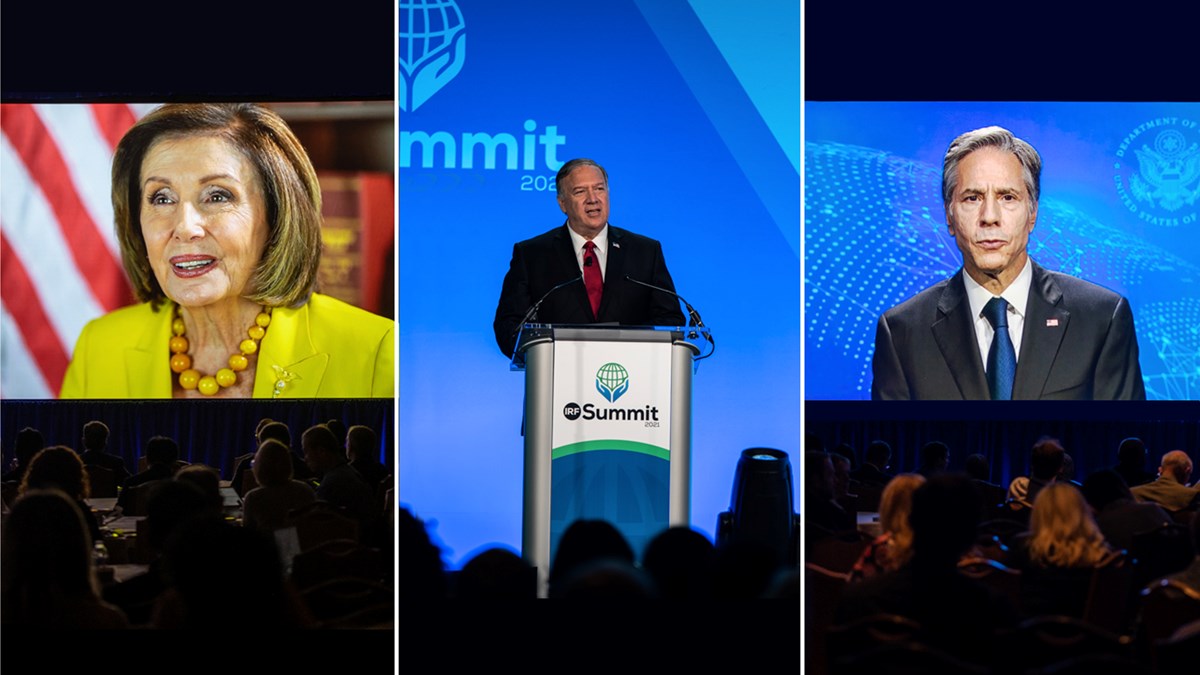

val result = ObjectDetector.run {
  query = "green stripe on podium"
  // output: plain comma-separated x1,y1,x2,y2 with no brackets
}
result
551,439,669,461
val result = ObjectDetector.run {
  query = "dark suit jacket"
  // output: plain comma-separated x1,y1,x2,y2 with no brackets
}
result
81,450,131,484
1131,475,1200,512
871,261,1145,400
493,224,686,357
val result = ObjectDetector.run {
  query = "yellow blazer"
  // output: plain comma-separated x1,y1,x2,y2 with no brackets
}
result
60,294,394,398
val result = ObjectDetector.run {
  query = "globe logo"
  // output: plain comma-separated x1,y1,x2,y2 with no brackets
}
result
400,0,466,112
595,363,630,402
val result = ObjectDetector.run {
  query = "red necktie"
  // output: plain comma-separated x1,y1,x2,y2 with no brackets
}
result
583,241,603,318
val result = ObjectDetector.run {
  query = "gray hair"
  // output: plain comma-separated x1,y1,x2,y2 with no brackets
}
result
942,126,1041,216
555,158,609,198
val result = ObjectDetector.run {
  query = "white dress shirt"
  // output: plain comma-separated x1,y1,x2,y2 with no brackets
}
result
963,257,1032,372
566,223,609,279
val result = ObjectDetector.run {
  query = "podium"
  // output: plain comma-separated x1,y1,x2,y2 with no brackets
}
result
513,324,705,596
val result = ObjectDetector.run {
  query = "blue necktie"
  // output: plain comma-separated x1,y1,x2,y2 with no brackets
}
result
983,297,1016,400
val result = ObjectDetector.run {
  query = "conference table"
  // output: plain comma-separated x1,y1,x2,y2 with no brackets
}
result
87,482,242,584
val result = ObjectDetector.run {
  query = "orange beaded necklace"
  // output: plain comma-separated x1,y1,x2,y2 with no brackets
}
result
169,305,272,396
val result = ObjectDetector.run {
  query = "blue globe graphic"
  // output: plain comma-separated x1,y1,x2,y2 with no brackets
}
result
399,0,466,111
400,0,465,69
596,363,630,401
805,141,1200,400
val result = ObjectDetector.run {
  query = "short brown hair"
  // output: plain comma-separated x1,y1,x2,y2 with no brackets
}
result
301,424,339,456
345,425,378,462
81,420,109,452
112,103,322,309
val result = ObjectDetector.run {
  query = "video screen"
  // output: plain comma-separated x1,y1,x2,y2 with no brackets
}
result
805,101,1200,400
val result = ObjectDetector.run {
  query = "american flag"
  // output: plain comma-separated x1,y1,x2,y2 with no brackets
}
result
1,103,158,398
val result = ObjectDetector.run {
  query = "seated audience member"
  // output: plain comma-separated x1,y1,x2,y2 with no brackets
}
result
1114,437,1155,489
804,452,855,536
230,419,272,497
346,424,389,494
1132,450,1200,513
832,443,858,472
455,547,535,600
241,439,316,531
835,473,1016,664
103,480,213,625
77,420,131,484
642,526,716,600
1010,483,1121,618
1163,513,1200,594
1006,437,1065,511
255,417,275,439
851,440,894,487
1,489,128,628
118,436,181,510
553,558,656,599
916,441,950,478
849,473,925,582
174,464,224,516
325,418,347,445
965,453,1007,513
232,420,312,497
1058,452,1083,488
829,450,855,509
18,446,101,543
269,423,314,484
548,519,647,598
2,427,45,484
398,507,447,600
1082,469,1172,552
154,518,311,629
302,424,374,528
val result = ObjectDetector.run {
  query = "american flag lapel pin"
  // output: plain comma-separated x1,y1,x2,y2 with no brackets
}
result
1046,319,1059,327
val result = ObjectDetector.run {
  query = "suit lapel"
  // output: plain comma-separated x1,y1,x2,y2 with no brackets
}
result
598,226,625,321
1013,262,1068,399
931,271,990,399
125,304,173,398
253,303,329,398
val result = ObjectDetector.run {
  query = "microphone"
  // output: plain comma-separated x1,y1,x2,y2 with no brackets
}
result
623,275,706,328
512,275,584,352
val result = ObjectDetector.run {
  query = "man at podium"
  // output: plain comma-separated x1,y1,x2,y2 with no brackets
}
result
493,158,686,358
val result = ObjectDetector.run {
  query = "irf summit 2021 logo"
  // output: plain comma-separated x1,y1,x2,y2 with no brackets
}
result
595,362,629,402
562,362,659,423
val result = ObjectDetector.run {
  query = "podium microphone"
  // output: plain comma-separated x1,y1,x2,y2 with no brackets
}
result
623,275,706,328
512,275,584,350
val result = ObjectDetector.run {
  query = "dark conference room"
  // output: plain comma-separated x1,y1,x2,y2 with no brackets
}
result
804,3,1200,673
1,1,397,666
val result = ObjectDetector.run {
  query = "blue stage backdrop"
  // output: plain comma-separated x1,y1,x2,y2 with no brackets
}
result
399,0,799,568
805,102,1200,401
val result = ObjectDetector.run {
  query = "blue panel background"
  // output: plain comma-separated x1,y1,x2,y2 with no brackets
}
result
805,102,1200,401
400,0,800,568
550,450,670,563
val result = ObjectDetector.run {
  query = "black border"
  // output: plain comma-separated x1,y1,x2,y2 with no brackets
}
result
806,2,1198,102
1,3,393,102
